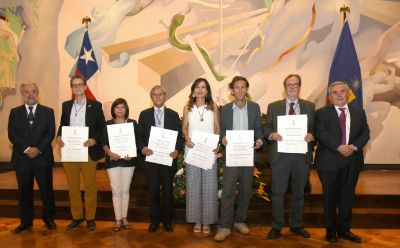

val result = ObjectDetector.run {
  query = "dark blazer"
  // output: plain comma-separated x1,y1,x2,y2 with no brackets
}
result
314,104,370,171
8,104,55,170
136,107,183,170
57,99,105,161
264,99,315,164
220,100,263,142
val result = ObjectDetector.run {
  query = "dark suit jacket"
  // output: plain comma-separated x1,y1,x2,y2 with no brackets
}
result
57,99,105,161
136,107,183,170
314,104,370,171
8,104,55,170
220,100,263,142
264,99,315,164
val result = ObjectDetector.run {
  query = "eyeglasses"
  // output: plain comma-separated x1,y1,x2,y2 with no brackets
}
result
71,83,85,89
286,83,299,88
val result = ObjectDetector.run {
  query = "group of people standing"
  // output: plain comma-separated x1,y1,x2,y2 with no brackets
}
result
8,73,369,244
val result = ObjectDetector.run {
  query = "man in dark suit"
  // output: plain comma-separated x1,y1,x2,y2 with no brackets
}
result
265,74,315,239
315,81,370,243
56,74,105,230
136,85,183,233
214,76,263,242
8,81,56,233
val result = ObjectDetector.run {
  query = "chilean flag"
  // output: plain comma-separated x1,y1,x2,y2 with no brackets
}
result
74,30,98,100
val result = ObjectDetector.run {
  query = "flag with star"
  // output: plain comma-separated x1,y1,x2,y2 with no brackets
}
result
74,30,98,100
327,20,363,108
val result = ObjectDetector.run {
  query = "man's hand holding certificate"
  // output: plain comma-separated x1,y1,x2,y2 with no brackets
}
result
277,114,307,154
184,130,219,170
61,126,89,162
146,126,178,166
107,122,137,158
225,130,254,167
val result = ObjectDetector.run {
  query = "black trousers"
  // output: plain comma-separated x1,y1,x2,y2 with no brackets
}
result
144,163,174,224
15,163,56,225
317,165,360,233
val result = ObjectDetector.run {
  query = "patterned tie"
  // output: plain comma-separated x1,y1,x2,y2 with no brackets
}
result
155,108,162,126
288,102,295,115
28,106,34,128
339,107,346,145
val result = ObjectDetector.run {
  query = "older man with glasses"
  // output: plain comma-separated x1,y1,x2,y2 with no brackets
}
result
265,74,316,239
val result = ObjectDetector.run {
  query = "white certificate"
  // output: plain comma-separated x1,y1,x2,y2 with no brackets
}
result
61,126,89,162
107,122,137,158
277,114,307,154
184,130,220,170
226,130,254,167
146,126,178,166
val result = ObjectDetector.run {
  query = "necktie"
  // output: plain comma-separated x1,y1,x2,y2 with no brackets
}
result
288,102,295,115
155,108,162,126
339,107,346,145
28,106,34,128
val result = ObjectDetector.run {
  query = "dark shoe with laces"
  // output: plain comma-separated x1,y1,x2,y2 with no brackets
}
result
290,227,310,238
14,223,32,233
267,228,281,239
45,221,57,230
65,219,84,230
338,231,362,243
326,232,338,243
87,220,96,230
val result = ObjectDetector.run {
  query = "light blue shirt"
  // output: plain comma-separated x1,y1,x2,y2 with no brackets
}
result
232,101,248,130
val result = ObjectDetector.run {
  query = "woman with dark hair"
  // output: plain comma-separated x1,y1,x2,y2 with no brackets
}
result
182,78,220,234
101,98,138,231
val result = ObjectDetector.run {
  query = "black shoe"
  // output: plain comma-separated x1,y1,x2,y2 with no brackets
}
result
290,227,310,238
45,221,57,230
267,228,281,239
14,223,32,233
87,220,96,230
164,223,173,232
338,231,362,243
325,232,338,243
148,222,159,233
66,219,84,230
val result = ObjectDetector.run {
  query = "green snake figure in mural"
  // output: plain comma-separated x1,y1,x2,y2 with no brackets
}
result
168,12,225,81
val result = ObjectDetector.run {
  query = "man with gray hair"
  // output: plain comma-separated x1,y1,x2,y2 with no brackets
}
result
315,81,370,243
8,81,56,233
136,85,183,233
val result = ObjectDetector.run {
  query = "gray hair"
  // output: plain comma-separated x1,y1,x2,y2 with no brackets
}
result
150,85,166,96
328,81,349,94
20,81,39,93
